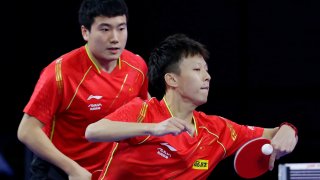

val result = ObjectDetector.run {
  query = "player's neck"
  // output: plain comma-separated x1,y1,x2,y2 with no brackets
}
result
98,59,118,73
163,93,195,123
85,44,118,73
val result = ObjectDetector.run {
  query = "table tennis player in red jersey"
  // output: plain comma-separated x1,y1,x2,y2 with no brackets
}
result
17,0,149,179
86,34,298,180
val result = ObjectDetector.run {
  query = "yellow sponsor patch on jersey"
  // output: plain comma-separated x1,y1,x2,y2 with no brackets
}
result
192,159,209,170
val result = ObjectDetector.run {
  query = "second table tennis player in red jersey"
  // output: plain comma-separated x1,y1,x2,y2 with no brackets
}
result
86,34,298,180
17,0,149,179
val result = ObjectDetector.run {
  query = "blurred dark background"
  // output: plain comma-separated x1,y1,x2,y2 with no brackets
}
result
4,0,320,179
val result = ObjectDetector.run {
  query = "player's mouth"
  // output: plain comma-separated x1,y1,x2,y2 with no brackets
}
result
107,47,120,54
200,86,209,91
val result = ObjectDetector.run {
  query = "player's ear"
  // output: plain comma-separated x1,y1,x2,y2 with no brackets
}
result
81,25,89,41
164,73,178,88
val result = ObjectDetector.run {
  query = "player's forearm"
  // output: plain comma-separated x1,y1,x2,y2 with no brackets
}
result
262,122,298,140
262,127,279,139
21,128,83,175
85,119,153,142
17,115,81,176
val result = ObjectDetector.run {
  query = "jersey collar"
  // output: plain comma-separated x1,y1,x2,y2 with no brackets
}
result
162,97,198,136
85,44,121,73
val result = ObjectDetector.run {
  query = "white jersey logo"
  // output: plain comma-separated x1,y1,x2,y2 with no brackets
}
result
157,148,172,159
88,103,102,111
87,95,103,100
160,142,177,151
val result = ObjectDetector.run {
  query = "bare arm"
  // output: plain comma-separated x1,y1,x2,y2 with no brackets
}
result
262,123,298,170
85,117,195,142
17,113,91,179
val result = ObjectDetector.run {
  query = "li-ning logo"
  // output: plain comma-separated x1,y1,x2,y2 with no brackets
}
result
160,143,177,151
88,103,102,111
87,95,103,100
192,159,209,170
157,148,172,159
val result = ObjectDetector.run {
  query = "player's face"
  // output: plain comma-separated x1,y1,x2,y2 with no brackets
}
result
175,55,211,106
85,15,128,62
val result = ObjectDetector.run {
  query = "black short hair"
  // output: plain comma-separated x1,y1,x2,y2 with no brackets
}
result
78,0,128,30
148,34,209,99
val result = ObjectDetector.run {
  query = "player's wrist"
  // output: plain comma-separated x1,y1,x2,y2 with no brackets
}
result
279,122,298,137
143,124,152,136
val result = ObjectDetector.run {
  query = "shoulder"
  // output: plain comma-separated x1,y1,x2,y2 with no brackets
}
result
119,97,149,111
128,96,146,105
146,97,161,108
125,97,162,115
40,46,86,80
58,46,87,67
194,111,234,128
44,46,85,70
195,111,224,121
127,97,160,108
121,49,145,62
120,49,147,71
45,46,91,78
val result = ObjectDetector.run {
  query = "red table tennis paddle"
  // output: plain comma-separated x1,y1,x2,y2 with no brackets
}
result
234,137,273,179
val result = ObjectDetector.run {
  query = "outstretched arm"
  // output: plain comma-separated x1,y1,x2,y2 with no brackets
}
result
262,122,298,170
85,117,195,142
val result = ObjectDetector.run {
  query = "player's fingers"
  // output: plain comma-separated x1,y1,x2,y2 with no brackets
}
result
289,136,298,151
153,122,182,136
169,118,186,130
268,150,277,170
160,127,180,136
276,151,286,160
173,118,195,136
161,124,182,136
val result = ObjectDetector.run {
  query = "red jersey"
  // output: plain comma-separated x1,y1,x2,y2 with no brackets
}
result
23,45,148,172
99,97,264,180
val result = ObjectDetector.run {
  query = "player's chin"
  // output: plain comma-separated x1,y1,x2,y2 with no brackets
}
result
200,91,209,99
104,54,121,61
195,97,208,106
202,98,208,104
